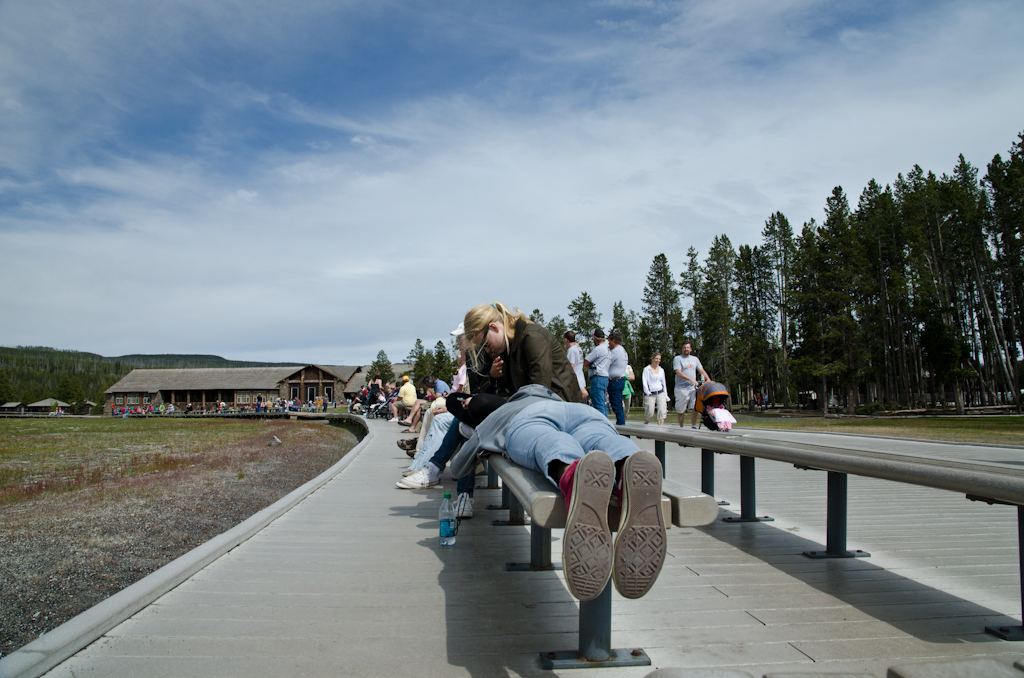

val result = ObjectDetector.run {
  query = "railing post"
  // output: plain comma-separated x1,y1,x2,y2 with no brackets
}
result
701,448,714,495
723,455,772,523
654,440,666,476
803,472,868,559
507,523,562,571
986,505,1024,640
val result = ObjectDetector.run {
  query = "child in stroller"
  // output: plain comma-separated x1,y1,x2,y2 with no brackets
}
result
694,381,737,431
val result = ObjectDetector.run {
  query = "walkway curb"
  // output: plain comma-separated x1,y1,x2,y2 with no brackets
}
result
0,415,372,678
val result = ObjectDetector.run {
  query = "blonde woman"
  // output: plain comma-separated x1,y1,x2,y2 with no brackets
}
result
642,353,668,425
463,302,581,403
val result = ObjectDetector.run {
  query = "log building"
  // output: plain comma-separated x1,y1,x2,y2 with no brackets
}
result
104,365,361,413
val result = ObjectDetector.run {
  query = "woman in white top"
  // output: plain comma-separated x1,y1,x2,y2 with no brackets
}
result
641,352,668,426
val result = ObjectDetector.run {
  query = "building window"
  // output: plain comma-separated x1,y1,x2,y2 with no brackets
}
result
324,387,333,402
127,395,139,405
237,392,250,404
307,387,316,402
115,396,123,405
142,395,150,404
290,387,299,399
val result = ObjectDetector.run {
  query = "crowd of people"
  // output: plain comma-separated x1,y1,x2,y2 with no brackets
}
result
110,396,333,417
382,302,726,603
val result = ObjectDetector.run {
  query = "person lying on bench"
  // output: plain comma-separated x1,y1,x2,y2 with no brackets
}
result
451,384,667,602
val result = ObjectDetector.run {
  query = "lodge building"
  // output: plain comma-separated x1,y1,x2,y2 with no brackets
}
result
104,365,361,413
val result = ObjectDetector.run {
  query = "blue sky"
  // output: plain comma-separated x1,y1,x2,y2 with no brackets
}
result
2,0,1023,366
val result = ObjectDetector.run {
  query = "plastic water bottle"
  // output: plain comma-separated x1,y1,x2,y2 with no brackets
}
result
439,492,456,546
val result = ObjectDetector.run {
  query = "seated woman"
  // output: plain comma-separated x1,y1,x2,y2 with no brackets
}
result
451,384,666,602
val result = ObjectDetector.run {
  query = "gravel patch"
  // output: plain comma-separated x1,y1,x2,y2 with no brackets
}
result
0,421,359,657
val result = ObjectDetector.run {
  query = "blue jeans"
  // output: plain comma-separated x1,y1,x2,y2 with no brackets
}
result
428,423,474,496
410,413,454,471
589,375,608,416
608,377,626,425
505,401,637,486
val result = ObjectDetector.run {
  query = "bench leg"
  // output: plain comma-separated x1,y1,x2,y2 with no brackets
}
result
723,455,772,522
654,440,665,476
702,449,729,506
492,492,527,526
488,484,510,511
804,472,869,559
477,459,500,490
540,581,650,669
986,505,1024,640
507,524,563,571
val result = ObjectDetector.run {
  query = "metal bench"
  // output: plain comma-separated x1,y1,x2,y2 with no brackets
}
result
484,453,717,670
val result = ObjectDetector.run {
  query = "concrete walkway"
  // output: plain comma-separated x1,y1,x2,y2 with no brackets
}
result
38,420,1024,677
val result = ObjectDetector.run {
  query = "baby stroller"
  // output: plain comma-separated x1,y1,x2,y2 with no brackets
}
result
695,381,736,431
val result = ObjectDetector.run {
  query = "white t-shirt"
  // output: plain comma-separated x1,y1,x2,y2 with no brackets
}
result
607,345,628,379
585,342,610,378
673,354,703,390
566,344,585,388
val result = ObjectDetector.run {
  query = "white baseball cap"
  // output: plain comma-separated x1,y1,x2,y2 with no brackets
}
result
450,321,465,336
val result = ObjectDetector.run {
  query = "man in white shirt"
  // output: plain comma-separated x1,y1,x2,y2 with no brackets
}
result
583,329,610,416
563,331,588,400
673,341,711,428
606,332,629,425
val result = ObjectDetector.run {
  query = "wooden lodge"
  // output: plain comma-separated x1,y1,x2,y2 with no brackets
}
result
104,365,361,413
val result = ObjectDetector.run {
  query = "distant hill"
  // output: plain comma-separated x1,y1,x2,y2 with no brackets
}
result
0,346,302,406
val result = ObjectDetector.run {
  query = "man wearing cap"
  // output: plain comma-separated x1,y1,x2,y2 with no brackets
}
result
389,375,418,423
583,329,610,416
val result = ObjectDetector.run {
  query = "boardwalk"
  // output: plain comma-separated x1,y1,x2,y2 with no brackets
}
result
37,420,1023,677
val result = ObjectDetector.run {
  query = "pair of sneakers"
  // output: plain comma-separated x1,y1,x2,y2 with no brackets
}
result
561,450,666,601
396,465,439,489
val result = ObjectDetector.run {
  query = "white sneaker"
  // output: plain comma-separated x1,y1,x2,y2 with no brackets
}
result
388,417,398,422
455,492,474,518
459,422,475,438
396,467,439,489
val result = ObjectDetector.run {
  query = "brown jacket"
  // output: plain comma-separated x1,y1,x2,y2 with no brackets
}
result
507,319,582,403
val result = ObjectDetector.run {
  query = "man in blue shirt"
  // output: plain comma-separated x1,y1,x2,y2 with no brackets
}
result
583,329,610,416
606,332,629,425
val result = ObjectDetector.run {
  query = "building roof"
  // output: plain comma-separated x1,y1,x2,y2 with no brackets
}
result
28,398,70,407
104,366,348,394
345,364,412,392
1,402,22,408
326,365,363,383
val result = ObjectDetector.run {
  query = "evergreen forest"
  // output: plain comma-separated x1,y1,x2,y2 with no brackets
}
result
529,131,1024,415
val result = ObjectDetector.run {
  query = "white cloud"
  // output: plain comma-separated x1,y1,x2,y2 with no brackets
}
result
1,0,1023,363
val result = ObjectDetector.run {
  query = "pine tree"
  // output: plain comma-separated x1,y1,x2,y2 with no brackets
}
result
368,350,395,386
642,254,681,354
679,247,703,348
568,292,601,353
611,301,637,365
697,235,736,387
547,315,569,347
529,309,546,326
762,211,794,406
0,367,14,403
431,340,457,384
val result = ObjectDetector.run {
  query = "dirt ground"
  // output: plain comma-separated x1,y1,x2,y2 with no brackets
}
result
0,419,359,657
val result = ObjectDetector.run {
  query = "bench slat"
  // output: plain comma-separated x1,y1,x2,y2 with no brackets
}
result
661,479,720,527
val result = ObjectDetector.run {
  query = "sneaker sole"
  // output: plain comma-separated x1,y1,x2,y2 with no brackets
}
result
562,451,614,602
613,450,666,599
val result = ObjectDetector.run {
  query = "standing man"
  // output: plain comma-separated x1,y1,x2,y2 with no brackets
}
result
673,341,711,429
564,331,588,400
584,329,610,416
607,332,629,425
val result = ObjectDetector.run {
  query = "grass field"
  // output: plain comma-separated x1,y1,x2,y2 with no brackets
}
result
0,417,344,507
623,408,1024,445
